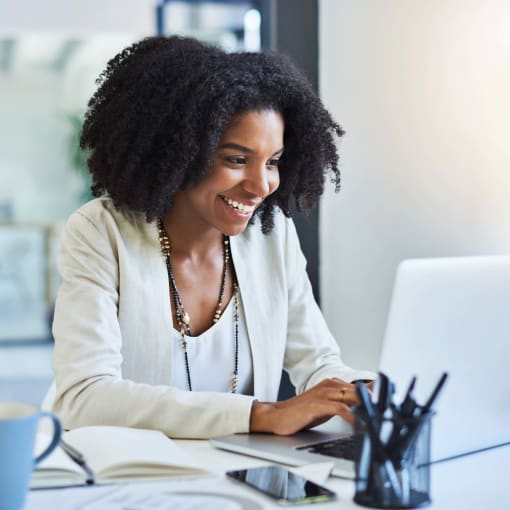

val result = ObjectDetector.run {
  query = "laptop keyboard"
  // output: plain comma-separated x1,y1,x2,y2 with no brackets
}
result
297,435,362,461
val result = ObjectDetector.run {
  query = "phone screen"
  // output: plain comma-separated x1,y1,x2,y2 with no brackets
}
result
226,465,336,504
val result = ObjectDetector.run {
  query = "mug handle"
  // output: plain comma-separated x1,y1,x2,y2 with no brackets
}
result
33,412,63,466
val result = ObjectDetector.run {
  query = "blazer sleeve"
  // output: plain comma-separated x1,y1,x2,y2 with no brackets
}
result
52,209,255,438
281,218,375,392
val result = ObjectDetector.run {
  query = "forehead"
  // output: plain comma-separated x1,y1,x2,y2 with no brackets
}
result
220,110,284,145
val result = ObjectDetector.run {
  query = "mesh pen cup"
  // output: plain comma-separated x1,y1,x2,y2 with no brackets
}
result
353,411,434,509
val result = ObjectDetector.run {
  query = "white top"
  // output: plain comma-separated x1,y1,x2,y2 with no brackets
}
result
172,293,254,394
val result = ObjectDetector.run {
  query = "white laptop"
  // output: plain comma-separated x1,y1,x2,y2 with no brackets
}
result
210,256,510,478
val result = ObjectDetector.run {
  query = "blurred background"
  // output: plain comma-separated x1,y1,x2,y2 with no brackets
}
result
1,0,509,405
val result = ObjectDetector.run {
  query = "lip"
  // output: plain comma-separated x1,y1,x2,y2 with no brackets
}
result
219,195,261,213
219,195,260,208
219,195,258,220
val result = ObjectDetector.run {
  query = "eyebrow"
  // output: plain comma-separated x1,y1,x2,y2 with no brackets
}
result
218,143,284,157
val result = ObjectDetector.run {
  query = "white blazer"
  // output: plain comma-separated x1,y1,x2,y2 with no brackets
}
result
52,198,374,438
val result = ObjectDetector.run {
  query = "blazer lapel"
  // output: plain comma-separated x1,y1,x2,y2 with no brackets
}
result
230,232,271,400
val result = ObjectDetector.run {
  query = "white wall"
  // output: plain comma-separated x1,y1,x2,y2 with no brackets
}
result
0,35,139,223
319,0,510,370
0,0,155,35
0,71,84,223
0,0,155,223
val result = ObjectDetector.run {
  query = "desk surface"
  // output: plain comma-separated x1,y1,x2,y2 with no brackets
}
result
26,438,510,510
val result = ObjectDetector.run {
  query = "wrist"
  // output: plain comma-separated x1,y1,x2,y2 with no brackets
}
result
249,400,275,433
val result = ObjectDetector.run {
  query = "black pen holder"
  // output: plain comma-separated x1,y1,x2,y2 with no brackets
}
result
353,410,434,509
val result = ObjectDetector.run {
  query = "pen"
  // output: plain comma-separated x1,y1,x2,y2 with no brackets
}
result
393,373,449,463
355,382,402,500
421,372,448,414
386,376,417,454
376,372,393,417
399,376,418,418
403,376,417,403
61,440,95,485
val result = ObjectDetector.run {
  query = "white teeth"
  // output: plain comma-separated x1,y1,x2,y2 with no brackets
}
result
221,196,254,214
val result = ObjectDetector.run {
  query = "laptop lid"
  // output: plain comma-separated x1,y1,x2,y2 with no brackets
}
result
379,255,510,462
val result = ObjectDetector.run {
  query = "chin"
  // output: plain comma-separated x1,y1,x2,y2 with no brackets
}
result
220,221,251,237
225,225,249,237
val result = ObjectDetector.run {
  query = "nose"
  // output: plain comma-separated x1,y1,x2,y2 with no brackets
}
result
242,163,275,197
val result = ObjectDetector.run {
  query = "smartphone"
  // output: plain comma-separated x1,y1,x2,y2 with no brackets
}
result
226,465,336,505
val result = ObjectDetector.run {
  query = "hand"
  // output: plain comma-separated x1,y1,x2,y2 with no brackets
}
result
249,378,362,436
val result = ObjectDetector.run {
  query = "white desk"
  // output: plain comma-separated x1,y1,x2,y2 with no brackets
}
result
26,439,510,510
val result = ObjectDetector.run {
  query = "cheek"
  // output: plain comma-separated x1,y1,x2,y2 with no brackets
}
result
269,172,280,194
203,163,236,189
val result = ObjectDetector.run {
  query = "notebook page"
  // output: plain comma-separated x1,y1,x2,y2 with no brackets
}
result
64,426,203,478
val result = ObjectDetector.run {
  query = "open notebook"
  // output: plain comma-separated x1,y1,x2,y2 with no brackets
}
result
31,426,209,488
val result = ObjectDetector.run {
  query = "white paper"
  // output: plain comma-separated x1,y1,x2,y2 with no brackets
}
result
82,486,243,510
289,461,335,485
27,477,265,510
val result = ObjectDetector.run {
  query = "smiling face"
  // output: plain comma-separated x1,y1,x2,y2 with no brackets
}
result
171,109,284,237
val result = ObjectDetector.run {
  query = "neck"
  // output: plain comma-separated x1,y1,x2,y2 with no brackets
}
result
161,211,224,261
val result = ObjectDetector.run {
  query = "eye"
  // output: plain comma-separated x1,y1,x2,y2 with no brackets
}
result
266,158,281,169
225,156,247,165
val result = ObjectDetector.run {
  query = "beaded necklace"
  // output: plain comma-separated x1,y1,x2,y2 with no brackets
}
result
157,219,239,393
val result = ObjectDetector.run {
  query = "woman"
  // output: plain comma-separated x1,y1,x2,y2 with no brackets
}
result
52,36,374,438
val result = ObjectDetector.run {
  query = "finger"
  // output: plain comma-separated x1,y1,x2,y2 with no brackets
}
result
318,378,349,389
333,386,359,406
305,399,356,425
330,377,349,385
305,403,353,428
336,403,355,425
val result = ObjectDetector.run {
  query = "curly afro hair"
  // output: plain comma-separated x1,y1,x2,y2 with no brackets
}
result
81,36,344,233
